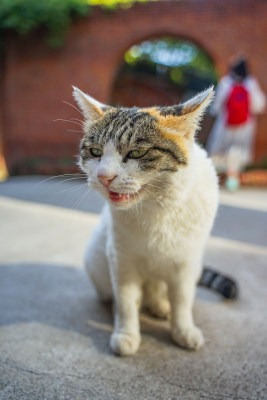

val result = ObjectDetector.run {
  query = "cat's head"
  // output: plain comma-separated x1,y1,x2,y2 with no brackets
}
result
73,86,213,209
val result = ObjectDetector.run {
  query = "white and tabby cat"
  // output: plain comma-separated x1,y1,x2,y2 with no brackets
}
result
73,86,219,356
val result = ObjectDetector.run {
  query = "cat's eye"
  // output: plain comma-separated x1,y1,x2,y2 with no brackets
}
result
90,147,102,157
128,149,148,159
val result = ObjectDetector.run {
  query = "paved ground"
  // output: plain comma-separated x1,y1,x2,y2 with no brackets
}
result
0,177,267,400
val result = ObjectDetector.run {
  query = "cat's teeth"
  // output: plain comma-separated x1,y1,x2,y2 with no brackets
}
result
119,193,122,198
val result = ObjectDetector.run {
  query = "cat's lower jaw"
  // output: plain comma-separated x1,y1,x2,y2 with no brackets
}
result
171,325,204,350
108,187,144,207
110,331,141,356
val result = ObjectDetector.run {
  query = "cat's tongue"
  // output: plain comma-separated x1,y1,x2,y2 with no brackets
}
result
109,191,130,203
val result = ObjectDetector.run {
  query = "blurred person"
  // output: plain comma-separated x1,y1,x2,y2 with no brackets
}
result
207,57,266,191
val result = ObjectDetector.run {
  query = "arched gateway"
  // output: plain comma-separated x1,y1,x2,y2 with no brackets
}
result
2,0,267,173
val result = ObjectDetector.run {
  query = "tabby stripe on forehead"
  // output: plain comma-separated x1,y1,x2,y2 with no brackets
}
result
126,115,149,143
101,113,123,142
130,112,146,123
110,117,124,141
109,110,128,141
118,113,145,143
107,118,122,142
116,120,131,142
126,124,141,144
152,146,186,165
99,118,113,143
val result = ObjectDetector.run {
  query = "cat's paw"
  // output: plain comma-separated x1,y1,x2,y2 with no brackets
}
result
172,326,204,350
110,331,141,356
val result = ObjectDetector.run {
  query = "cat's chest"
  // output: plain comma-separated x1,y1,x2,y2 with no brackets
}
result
113,208,190,259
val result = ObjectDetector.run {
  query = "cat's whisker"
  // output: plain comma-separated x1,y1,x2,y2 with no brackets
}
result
136,189,143,219
150,175,171,184
67,129,84,134
142,187,168,209
125,191,130,224
36,173,87,187
133,193,138,225
53,118,84,127
146,183,176,201
133,192,141,229
57,182,89,195
49,177,87,189
70,117,84,124
63,100,84,116
150,177,176,198
74,186,92,210
73,188,89,210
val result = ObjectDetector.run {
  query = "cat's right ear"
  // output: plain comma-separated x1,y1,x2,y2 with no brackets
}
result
72,86,105,122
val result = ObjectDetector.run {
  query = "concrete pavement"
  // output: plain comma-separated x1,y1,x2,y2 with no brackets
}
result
0,178,267,400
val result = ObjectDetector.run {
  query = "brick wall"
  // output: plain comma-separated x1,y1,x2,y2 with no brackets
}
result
1,0,267,174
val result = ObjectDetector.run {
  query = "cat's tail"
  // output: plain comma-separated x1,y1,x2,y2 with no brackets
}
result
199,267,238,300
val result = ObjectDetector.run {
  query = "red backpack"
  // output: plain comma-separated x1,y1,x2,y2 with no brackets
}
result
226,84,250,126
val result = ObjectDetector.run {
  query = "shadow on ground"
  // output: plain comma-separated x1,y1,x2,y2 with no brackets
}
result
0,261,266,400
0,263,217,352
0,263,113,354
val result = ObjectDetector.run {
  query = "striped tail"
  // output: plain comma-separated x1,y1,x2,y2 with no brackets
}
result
199,267,238,300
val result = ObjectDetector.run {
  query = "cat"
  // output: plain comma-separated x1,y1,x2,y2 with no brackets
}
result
72,86,234,356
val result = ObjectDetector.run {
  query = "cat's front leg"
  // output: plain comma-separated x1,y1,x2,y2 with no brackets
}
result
110,279,142,356
169,265,204,351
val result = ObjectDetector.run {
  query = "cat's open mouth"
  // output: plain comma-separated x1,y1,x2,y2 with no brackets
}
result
108,189,141,204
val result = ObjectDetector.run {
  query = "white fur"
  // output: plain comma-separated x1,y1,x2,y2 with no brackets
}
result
72,86,105,122
83,140,218,356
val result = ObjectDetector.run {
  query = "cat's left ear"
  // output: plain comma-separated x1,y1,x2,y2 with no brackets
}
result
72,86,106,122
156,86,214,139
180,86,214,120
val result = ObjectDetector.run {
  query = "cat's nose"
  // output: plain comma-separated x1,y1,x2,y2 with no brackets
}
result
97,174,117,188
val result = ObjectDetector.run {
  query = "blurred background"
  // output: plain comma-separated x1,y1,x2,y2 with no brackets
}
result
0,0,267,181
1,3,267,398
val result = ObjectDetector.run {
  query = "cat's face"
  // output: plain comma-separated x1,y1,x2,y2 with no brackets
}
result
73,87,213,209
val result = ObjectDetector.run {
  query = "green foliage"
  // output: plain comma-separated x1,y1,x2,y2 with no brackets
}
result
0,0,152,46
0,0,90,46
90,0,149,10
